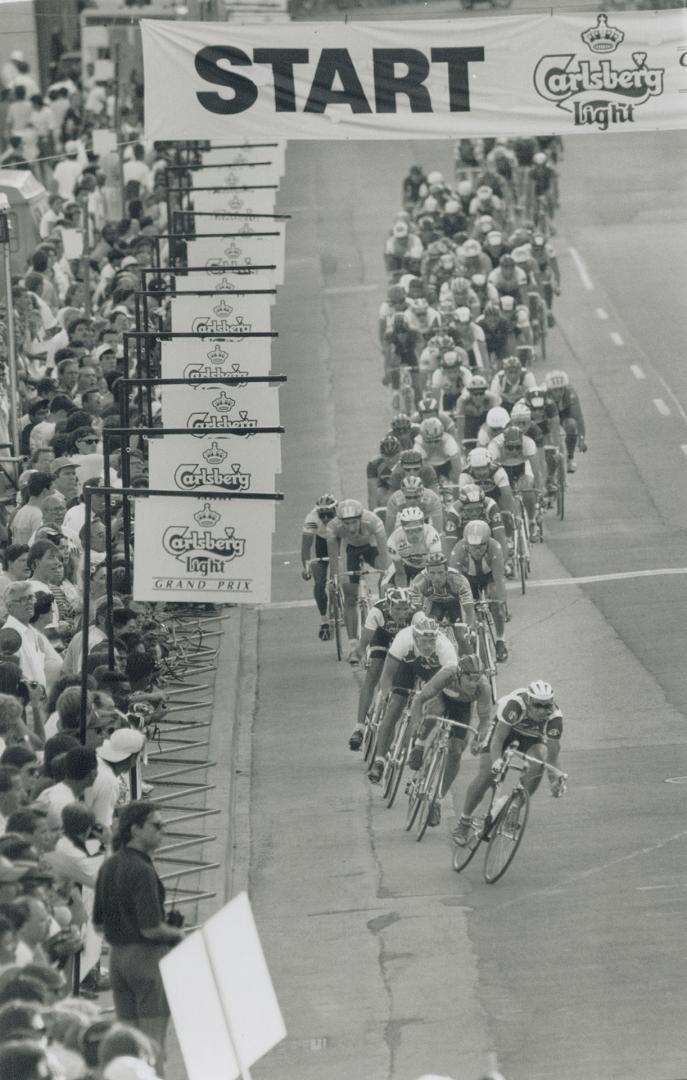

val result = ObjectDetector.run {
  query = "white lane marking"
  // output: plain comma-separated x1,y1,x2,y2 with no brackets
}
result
630,365,645,380
323,283,378,296
665,776,687,784
653,398,671,417
262,566,687,609
610,331,624,346
272,549,300,557
653,370,687,427
568,246,594,290
636,883,687,891
595,307,608,320
681,445,687,458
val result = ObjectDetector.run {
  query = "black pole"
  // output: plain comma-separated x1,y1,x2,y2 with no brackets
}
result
79,487,93,744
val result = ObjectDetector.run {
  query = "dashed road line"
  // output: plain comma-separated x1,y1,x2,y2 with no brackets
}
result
568,246,594,290
653,370,687,427
653,398,671,417
681,445,687,458
323,283,378,296
595,307,608,320
610,331,624,346
630,365,645,380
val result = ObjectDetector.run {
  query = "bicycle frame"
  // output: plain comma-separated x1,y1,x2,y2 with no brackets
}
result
406,716,479,840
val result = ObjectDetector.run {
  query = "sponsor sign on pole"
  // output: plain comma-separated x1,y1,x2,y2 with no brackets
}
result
160,381,282,433
203,141,286,174
133,497,275,603
186,232,285,283
190,186,277,216
190,163,282,188
160,337,273,377
149,433,280,494
169,291,275,333
142,12,687,141
182,267,277,291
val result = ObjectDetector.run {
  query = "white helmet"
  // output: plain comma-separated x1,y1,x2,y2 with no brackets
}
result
486,406,510,431
510,402,532,425
527,679,554,703
420,417,445,443
467,447,492,470
444,199,460,214
398,505,425,529
533,151,547,165
427,170,444,185
545,369,569,389
411,612,439,639
457,180,473,197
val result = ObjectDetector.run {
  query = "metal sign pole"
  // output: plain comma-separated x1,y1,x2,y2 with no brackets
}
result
0,202,19,457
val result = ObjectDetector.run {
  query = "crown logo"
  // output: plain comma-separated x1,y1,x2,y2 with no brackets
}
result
207,343,228,364
203,441,227,465
224,169,239,185
194,502,220,528
229,194,244,211
212,391,235,413
581,14,624,54
218,277,235,291
213,299,233,317
224,242,242,260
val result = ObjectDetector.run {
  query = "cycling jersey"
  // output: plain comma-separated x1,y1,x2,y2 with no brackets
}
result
489,370,537,411
385,489,444,534
487,267,528,298
497,688,563,742
458,464,511,499
364,599,412,657
387,523,442,570
302,507,330,541
327,509,386,549
388,625,456,673
411,566,474,621
444,498,503,541
413,433,460,470
388,462,439,493
488,432,537,470
454,392,500,443
366,454,397,494
450,537,502,581
530,164,555,196
520,392,559,439
552,386,582,421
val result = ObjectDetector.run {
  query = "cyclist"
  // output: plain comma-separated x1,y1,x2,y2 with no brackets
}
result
366,435,402,512
387,413,418,451
487,254,528,307
453,376,500,454
300,493,338,642
490,355,537,413
414,417,462,482
388,448,440,494
457,237,492,278
402,164,427,208
405,296,440,343
459,446,516,520
438,276,481,321
488,425,542,537
385,474,444,535
384,312,423,404
449,520,508,662
348,586,414,752
477,405,510,447
448,307,488,371
326,498,391,659
411,396,457,439
385,505,443,587
367,612,457,784
528,151,558,230
443,484,508,565
430,351,472,413
544,370,587,473
477,302,512,365
410,551,475,630
518,386,562,492
406,653,492,826
530,233,561,324
453,679,565,845
384,220,424,276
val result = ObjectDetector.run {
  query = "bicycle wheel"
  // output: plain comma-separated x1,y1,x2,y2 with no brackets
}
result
362,694,382,763
330,586,343,661
517,523,528,595
415,749,445,841
483,788,530,883
405,776,423,831
382,710,409,804
452,823,484,871
556,455,566,520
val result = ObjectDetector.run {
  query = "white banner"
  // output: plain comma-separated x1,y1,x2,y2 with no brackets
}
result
160,383,282,449
149,433,280,495
204,141,286,174
160,336,273,377
142,12,687,140
191,163,281,188
133,497,275,604
186,232,285,283
182,267,277,291
169,292,275,333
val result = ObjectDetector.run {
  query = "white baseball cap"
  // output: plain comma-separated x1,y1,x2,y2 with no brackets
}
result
99,728,145,763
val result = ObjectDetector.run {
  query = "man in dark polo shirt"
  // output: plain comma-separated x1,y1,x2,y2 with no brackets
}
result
93,801,183,1062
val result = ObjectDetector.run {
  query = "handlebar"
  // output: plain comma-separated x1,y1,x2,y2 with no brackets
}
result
424,717,480,739
496,745,568,781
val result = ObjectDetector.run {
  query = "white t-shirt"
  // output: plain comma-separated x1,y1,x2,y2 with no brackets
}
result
83,758,120,829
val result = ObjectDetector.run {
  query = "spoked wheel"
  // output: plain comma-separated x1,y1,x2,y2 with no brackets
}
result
405,777,422,831
330,586,344,661
556,457,566,520
384,740,408,808
415,750,444,842
483,788,530,883
362,698,382,763
516,524,528,595
452,823,484,872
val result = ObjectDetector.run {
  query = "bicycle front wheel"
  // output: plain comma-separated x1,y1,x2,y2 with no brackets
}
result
483,788,530,883
556,455,566,520
416,749,445,842
332,590,343,662
452,825,483,872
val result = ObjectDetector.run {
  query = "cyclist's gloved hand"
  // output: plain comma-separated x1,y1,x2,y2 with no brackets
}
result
491,757,504,774
301,568,312,581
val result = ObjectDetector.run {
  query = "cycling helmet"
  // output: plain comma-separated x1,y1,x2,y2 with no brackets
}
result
391,414,412,436
392,221,409,238
444,199,460,215
439,253,456,269
515,307,530,327
478,215,494,232
457,653,482,676
499,253,515,268
511,247,530,265
545,370,569,389
464,520,491,546
422,195,439,214
458,483,485,506
412,297,429,314
467,447,492,470
426,551,448,568
533,151,547,166
527,392,546,410
399,505,425,528
387,285,406,305
486,230,503,247
386,586,411,608
477,185,493,200
527,679,554,704
400,449,423,468
503,355,522,372
483,302,501,318
315,493,338,518
431,334,454,352
400,474,424,496
457,180,473,197
532,233,546,249
503,426,524,452
337,499,364,521
400,273,420,294
441,351,460,369
451,276,471,294
438,298,456,315
462,239,481,258
455,307,472,325
509,227,530,248
471,273,486,288
427,170,444,185
469,374,488,391
416,396,439,416
510,402,532,425
486,407,510,431
380,435,401,457
500,296,515,313
420,417,444,443
411,612,439,638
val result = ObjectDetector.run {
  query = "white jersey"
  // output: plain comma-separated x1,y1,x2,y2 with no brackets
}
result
388,625,457,667
387,523,442,568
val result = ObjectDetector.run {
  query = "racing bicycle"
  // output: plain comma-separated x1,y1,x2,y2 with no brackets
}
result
405,717,480,841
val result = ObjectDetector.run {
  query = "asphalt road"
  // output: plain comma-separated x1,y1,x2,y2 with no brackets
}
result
243,131,687,1080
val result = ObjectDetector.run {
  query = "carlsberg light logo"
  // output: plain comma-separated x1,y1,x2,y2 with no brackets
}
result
533,14,664,131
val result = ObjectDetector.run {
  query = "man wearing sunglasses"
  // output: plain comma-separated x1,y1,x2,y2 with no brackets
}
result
300,494,339,642
454,679,565,846
68,426,103,488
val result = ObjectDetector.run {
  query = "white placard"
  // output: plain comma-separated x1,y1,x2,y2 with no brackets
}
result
160,336,273,376
192,162,281,188
60,228,83,259
186,232,285,284
160,892,286,1080
92,129,117,155
149,433,280,495
160,386,282,466
133,497,275,603
143,13,687,141
205,142,285,175
93,58,115,82
190,185,278,216
181,267,277,292
169,291,275,333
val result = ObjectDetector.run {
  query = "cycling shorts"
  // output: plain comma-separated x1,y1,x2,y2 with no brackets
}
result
314,535,328,563
369,626,393,659
427,597,463,623
391,658,439,695
466,571,493,600
438,694,473,740
346,544,378,583
433,461,453,480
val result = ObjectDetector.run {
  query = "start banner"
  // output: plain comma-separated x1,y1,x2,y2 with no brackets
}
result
142,11,687,140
